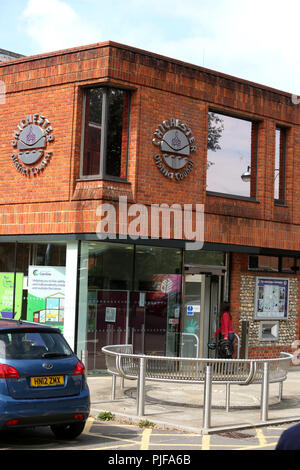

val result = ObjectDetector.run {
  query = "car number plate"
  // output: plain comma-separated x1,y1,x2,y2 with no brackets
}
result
30,376,64,387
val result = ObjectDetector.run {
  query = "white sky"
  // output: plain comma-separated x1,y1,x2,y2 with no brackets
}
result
1,0,300,94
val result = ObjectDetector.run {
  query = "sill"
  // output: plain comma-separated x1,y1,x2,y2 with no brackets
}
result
274,200,287,207
76,176,131,184
206,191,259,203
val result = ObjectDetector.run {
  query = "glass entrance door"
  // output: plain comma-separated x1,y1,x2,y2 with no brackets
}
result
182,273,223,358
87,290,129,371
182,274,204,357
130,277,181,357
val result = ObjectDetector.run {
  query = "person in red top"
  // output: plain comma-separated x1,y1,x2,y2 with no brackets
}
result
213,302,235,358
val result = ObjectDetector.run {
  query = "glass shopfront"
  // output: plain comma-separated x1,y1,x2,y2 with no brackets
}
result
0,242,66,329
77,242,183,372
0,240,229,370
77,241,228,373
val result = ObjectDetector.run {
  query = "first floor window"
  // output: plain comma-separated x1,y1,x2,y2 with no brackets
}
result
207,111,258,198
81,86,130,179
274,126,286,203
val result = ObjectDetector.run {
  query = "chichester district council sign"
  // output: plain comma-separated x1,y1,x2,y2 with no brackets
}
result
152,118,197,181
10,114,54,176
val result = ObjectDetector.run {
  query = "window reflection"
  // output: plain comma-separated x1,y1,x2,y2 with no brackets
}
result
207,112,257,197
79,242,183,371
82,87,130,179
274,127,286,202
0,243,66,325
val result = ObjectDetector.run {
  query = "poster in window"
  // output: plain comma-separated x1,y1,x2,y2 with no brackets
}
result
105,307,116,323
254,277,289,319
0,273,24,320
27,266,66,331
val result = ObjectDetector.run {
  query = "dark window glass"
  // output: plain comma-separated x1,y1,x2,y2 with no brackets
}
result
274,127,286,202
248,255,279,272
281,257,296,273
87,242,134,290
184,250,225,266
82,87,129,179
0,330,72,359
35,243,66,266
106,89,125,177
83,88,103,176
134,246,182,291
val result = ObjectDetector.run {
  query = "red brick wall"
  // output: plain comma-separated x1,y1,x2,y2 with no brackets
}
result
230,252,300,358
0,41,299,251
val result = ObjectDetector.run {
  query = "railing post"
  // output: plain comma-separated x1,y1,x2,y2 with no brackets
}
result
120,377,124,390
279,381,283,402
260,361,269,422
137,357,146,417
111,375,116,400
203,364,212,430
225,383,230,412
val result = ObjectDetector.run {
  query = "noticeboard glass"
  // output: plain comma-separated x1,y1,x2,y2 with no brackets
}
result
254,277,289,320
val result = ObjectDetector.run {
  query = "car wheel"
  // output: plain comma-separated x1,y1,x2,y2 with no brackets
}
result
50,421,86,439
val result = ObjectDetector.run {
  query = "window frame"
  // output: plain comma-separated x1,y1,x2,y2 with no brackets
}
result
206,109,259,201
248,254,300,274
79,85,131,182
274,125,287,205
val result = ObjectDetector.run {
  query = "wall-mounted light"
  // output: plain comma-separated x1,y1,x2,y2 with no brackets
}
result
241,166,251,183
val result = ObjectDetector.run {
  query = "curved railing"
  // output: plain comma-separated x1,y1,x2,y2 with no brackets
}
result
102,345,293,429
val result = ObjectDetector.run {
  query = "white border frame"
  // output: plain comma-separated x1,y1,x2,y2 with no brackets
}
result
254,276,289,320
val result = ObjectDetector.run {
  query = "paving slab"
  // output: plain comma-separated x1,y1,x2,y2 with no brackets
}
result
87,367,300,434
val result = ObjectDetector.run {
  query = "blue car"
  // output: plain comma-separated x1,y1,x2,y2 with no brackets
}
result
0,319,90,439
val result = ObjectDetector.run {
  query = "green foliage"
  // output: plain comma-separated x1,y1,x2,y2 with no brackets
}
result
208,112,224,152
98,411,115,421
138,420,155,428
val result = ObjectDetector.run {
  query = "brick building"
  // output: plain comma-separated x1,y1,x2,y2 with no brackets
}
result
0,48,24,62
0,41,299,371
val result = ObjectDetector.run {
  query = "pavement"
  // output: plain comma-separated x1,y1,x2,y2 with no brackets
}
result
87,367,300,435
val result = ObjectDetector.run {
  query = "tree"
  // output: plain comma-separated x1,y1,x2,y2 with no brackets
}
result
207,112,224,169
208,112,224,151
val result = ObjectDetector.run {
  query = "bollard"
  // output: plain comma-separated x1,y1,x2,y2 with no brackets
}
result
279,381,283,403
203,364,212,430
260,361,269,422
225,383,230,412
137,357,146,417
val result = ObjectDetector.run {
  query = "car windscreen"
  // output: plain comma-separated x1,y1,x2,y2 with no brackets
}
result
0,329,73,360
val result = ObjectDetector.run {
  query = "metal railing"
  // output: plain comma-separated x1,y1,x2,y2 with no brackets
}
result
102,344,293,430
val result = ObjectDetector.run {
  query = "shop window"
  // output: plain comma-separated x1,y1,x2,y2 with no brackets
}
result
248,255,279,272
184,250,225,267
281,257,299,273
86,242,134,290
81,87,130,179
0,243,66,326
77,243,183,370
249,255,300,273
134,246,182,291
207,111,258,198
274,127,286,203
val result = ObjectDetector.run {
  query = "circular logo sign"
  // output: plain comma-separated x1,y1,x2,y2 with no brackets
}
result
160,278,173,294
10,114,54,176
152,118,197,180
